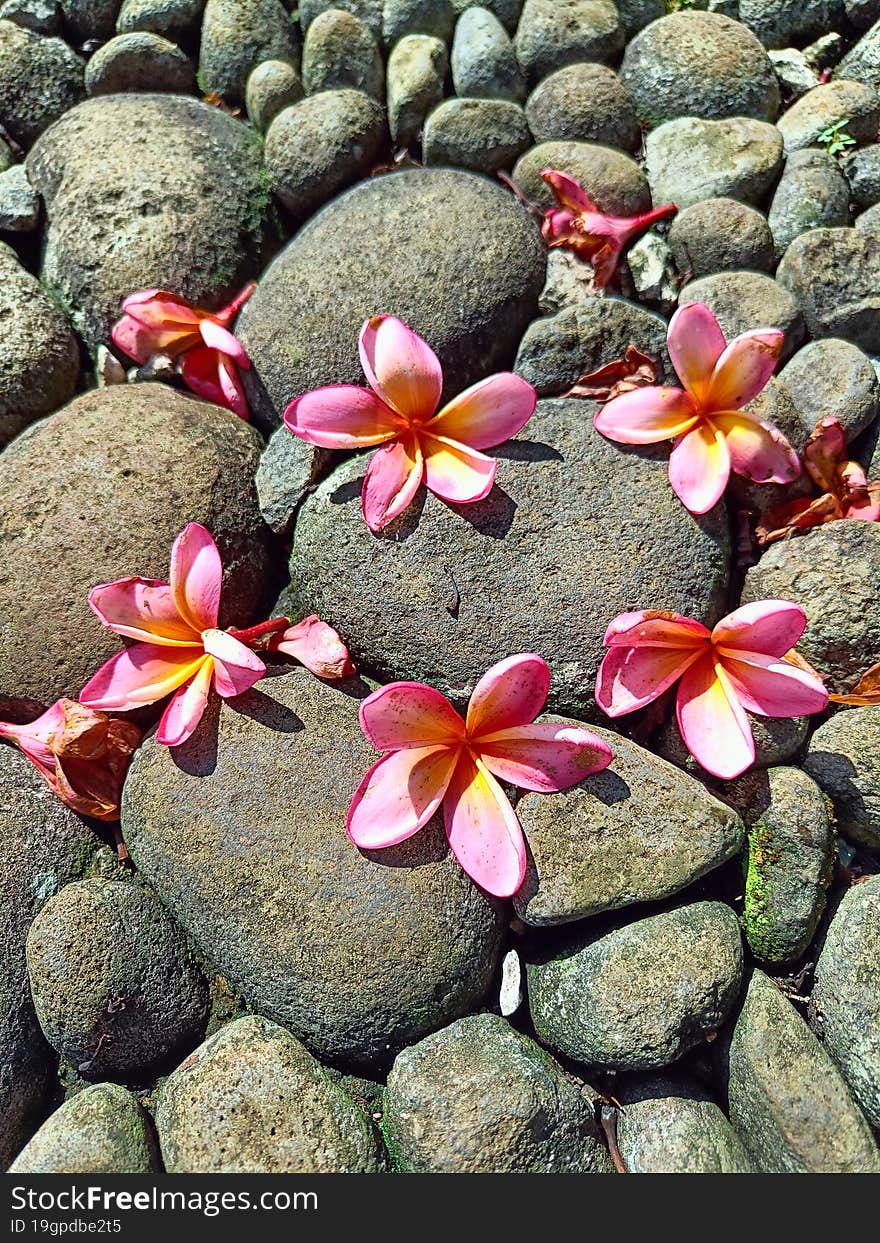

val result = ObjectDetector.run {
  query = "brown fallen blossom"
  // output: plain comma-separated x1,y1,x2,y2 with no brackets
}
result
563,344,658,401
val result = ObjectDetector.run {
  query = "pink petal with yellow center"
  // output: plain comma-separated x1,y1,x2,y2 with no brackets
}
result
362,436,424,532
199,318,249,365
713,410,801,485
595,643,704,717
478,720,613,792
667,303,727,406
284,385,402,449
542,208,578,246
711,600,807,657
358,315,442,421
603,610,711,649
88,577,199,645
425,373,537,450
466,653,551,737
346,744,459,849
676,654,755,779
121,290,202,326
359,682,465,750
169,523,222,634
668,421,731,514
541,168,596,214
593,386,699,445
80,644,207,710
420,434,497,504
443,751,526,897
202,628,266,698
717,649,828,717
156,656,215,747
704,329,784,411
273,616,353,679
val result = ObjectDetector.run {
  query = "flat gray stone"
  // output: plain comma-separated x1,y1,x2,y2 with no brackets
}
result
843,141,880,208
9,1084,159,1173
777,226,880,353
646,116,784,209
667,198,775,278
615,1074,755,1173
256,424,330,537
0,163,39,230
805,707,880,848
768,148,851,257
835,18,880,89
777,79,880,153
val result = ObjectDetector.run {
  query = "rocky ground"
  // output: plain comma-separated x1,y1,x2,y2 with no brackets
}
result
1,0,880,1176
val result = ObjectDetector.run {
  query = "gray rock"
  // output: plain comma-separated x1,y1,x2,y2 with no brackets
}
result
26,879,210,1079
116,0,205,38
122,669,505,1071
265,89,386,222
9,1084,159,1173
288,399,729,720
0,385,271,713
514,297,670,396
805,707,880,847
846,0,880,29
777,226,880,352
803,31,846,71
514,0,624,87
512,140,651,215
679,271,804,362
0,243,79,448
386,33,446,145
59,0,119,40
423,97,531,174
528,902,744,1071
668,199,775,278
513,727,745,926
615,1074,755,1173
525,62,639,152
382,0,454,47
769,49,820,102
812,876,880,1126
0,21,84,148
199,0,297,104
656,710,809,775
302,8,383,99
451,0,520,31
855,198,880,235
256,426,330,536
615,0,663,37
620,11,780,128
836,18,880,89
0,0,61,34
244,57,302,131
843,142,880,207
739,0,845,50
626,232,678,311
743,521,880,694
450,6,524,102
301,0,381,41
768,148,851,256
26,93,274,351
85,32,196,94
157,1016,380,1172
777,80,880,153
382,1014,612,1172
0,747,97,1168
778,338,879,444
728,969,880,1172
645,116,785,209
733,767,834,965
0,162,39,229
237,168,545,430
537,247,601,312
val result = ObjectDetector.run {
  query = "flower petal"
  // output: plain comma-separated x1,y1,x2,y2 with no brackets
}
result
425,373,537,450
711,600,807,657
713,410,801,485
541,168,596,214
169,522,222,633
676,654,755,780
668,422,730,514
478,721,613,792
359,682,465,750
705,329,784,411
420,434,497,503
156,657,215,747
718,649,829,718
87,577,199,646
361,436,424,532
80,644,207,710
180,347,250,419
603,610,711,649
111,314,154,365
272,616,354,679
667,303,727,405
466,653,551,737
201,629,266,698
199,318,249,365
593,386,699,445
121,289,201,327
443,751,526,898
595,643,704,717
358,315,442,421
284,385,402,449
215,352,250,420
346,744,458,849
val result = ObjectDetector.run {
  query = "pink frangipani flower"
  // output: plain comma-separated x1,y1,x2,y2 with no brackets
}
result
541,168,678,289
283,315,537,532
594,302,802,515
347,654,613,897
268,615,355,680
595,601,829,780
111,284,255,420
79,523,287,747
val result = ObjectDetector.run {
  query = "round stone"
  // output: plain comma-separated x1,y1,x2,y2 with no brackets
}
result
288,399,729,720
525,62,640,152
514,0,624,86
739,0,844,50
244,57,303,131
59,0,116,39
301,8,383,98
0,19,84,148
386,33,447,146
116,0,206,39
768,148,851,257
778,339,879,445
615,1075,755,1173
0,385,271,714
450,5,525,102
451,0,521,31
777,80,880,154
121,668,506,1071
236,167,546,430
645,117,784,209
383,0,454,47
422,98,532,175
512,140,651,215
9,1084,159,1174
198,0,298,104
678,271,804,361
805,707,880,848
620,11,780,128
84,32,197,95
777,227,880,353
668,199,776,278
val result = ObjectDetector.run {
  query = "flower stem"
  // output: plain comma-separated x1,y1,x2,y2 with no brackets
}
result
228,616,290,647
